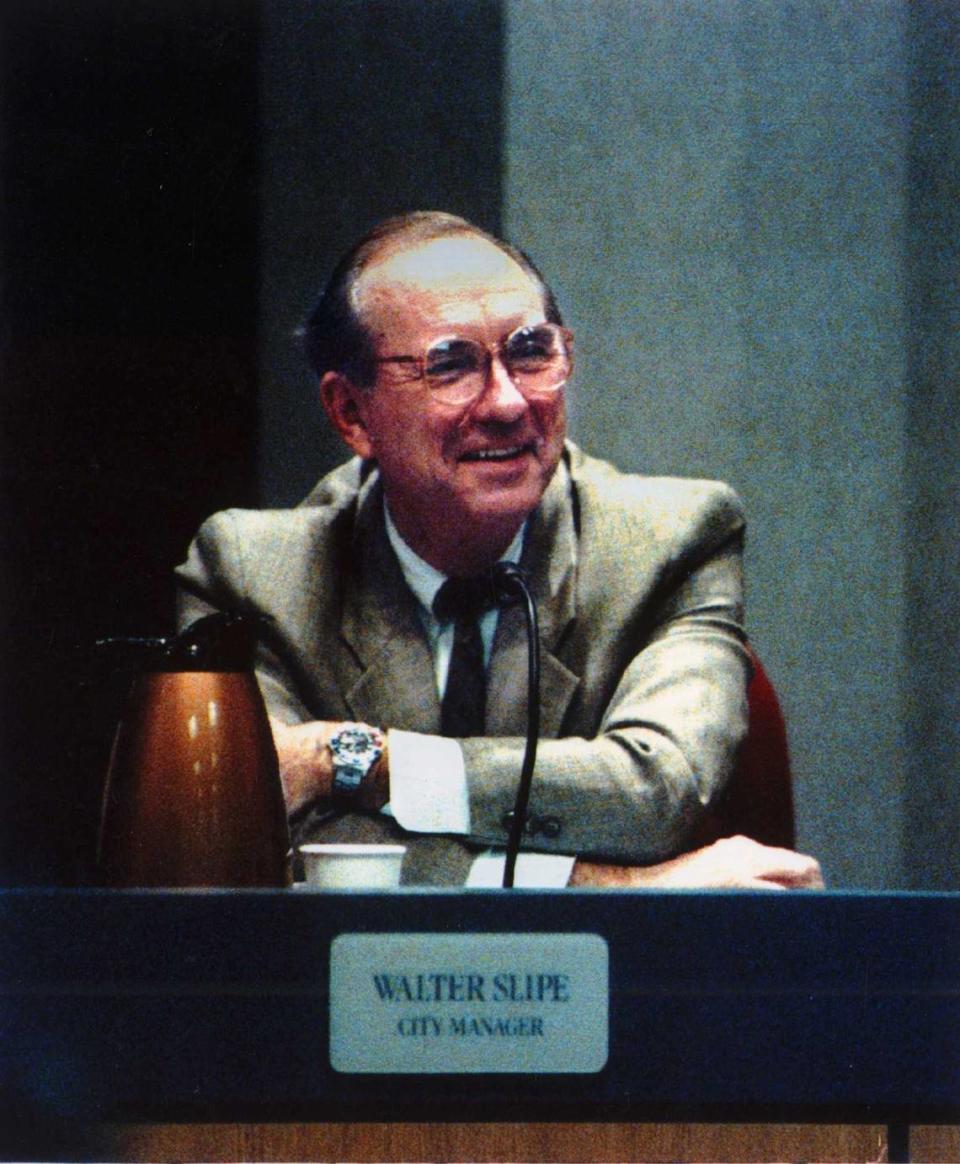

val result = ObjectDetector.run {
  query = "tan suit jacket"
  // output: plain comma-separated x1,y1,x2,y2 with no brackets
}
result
176,443,749,884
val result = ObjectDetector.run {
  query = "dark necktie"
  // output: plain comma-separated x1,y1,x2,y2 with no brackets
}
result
433,574,499,738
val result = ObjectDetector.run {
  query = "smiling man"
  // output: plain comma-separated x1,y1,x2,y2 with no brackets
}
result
176,211,822,890
322,228,568,577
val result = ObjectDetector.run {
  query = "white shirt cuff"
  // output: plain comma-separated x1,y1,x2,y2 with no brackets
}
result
465,851,576,888
386,729,470,834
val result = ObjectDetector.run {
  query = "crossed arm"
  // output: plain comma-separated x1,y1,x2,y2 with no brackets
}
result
270,715,823,890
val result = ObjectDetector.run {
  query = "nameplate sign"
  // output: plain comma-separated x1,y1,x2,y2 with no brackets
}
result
330,932,608,1074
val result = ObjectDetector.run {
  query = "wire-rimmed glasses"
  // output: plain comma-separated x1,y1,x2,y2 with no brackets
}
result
373,322,573,406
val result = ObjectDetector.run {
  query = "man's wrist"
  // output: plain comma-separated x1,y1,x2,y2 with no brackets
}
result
328,722,390,811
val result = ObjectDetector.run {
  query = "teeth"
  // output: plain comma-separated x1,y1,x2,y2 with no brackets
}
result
470,447,524,461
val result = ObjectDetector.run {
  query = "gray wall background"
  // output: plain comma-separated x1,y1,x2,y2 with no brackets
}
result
259,0,959,890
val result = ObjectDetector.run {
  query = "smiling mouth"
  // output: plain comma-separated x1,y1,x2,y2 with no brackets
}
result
460,444,532,463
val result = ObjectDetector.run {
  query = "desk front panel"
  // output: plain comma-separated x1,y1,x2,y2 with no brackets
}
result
2,889,957,1123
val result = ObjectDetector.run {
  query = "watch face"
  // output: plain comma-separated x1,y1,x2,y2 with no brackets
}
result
333,726,383,766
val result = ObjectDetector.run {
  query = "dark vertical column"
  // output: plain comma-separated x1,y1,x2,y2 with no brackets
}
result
258,0,504,504
0,1,261,883
904,1,960,890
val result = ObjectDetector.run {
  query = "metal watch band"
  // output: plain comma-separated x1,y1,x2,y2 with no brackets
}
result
329,723,384,805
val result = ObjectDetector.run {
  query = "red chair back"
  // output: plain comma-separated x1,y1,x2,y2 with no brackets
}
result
686,649,796,851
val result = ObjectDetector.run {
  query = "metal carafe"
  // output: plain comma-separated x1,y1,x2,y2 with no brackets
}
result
97,612,292,887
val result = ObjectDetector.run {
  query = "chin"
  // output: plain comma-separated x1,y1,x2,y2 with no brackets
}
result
461,482,543,529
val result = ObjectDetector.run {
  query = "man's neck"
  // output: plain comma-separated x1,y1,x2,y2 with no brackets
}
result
385,507,527,621
385,506,527,578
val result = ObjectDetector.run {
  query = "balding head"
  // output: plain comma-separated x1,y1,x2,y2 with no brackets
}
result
303,211,562,387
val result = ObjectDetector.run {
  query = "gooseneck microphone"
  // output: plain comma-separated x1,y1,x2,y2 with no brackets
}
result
492,562,541,888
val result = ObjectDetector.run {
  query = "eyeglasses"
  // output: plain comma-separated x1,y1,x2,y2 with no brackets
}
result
373,322,573,406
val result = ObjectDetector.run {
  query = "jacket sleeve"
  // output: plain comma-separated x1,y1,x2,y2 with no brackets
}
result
174,510,317,725
459,490,750,865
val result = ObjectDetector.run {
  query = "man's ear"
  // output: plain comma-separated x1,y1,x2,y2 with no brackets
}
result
319,371,375,460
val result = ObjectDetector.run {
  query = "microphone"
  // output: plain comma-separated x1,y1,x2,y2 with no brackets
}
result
492,562,541,888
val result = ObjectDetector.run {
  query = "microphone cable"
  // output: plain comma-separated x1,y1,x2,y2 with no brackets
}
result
492,563,541,888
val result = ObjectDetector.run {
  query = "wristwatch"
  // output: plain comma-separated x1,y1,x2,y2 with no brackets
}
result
329,722,385,805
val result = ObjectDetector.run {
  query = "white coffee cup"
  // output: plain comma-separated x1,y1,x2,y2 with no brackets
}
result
299,843,406,889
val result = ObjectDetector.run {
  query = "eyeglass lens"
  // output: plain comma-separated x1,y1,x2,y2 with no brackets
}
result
424,324,569,400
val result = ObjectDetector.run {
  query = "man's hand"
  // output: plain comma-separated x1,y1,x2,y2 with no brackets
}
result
269,717,338,814
268,718,390,815
569,835,824,890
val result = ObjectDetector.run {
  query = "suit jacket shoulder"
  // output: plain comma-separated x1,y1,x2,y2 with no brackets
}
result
567,442,744,544
563,445,745,615
175,458,374,722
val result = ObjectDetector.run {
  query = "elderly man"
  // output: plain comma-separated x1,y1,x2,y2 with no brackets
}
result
176,211,821,890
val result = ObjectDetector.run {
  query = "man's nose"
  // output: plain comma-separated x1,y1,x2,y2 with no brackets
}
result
472,353,528,420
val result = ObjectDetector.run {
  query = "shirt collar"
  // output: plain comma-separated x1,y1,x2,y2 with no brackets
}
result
383,505,527,617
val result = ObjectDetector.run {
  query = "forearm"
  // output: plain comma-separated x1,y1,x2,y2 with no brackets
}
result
268,718,826,893
272,677,745,863
462,731,724,861
461,637,749,862
570,837,825,891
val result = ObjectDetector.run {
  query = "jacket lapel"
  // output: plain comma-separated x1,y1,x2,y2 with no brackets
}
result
486,459,580,738
337,478,442,734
